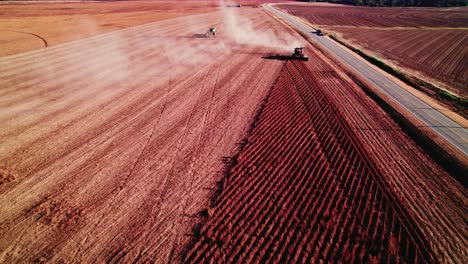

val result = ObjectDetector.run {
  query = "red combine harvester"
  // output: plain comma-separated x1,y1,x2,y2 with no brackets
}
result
291,47,309,61
206,27,216,38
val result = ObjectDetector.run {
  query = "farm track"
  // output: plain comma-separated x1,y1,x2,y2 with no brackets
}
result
186,56,467,262
0,8,286,263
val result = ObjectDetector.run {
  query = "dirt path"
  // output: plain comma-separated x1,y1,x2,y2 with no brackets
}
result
0,8,290,263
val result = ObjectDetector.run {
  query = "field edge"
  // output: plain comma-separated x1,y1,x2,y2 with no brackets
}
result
284,19,468,186
328,34,467,116
180,65,285,262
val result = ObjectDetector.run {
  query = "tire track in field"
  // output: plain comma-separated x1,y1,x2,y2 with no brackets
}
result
115,70,173,194
142,55,248,261
102,64,213,262
0,8,289,263
0,11,220,69
185,59,457,262
0,14,222,101
1,30,48,48
167,59,223,263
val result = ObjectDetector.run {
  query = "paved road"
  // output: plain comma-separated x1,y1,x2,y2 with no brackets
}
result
264,4,468,157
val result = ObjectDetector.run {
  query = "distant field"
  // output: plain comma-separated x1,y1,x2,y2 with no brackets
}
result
0,1,216,56
0,0,290,57
279,4,468,27
334,28,468,95
278,3,468,96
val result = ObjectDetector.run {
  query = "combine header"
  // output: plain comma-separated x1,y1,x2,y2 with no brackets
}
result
262,47,309,61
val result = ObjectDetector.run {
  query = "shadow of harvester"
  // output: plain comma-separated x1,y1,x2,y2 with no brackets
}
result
192,33,209,38
261,55,292,61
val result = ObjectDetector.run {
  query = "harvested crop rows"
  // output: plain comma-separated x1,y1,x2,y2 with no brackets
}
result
0,8,291,263
304,50,467,263
186,60,429,263
1,2,467,263
186,48,467,262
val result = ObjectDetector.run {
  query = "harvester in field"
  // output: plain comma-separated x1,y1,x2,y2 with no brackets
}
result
206,27,217,38
262,47,309,61
291,47,309,61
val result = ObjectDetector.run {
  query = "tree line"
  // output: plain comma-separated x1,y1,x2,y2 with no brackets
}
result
297,0,467,6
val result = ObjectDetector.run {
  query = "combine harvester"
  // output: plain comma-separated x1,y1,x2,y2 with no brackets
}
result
192,28,217,38
263,47,309,61
206,27,217,38
291,47,308,61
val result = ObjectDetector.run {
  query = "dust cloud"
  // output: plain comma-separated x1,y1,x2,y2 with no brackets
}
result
1,2,302,115
219,0,302,52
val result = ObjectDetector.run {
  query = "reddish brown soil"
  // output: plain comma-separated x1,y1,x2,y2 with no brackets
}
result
185,50,467,262
0,7,299,263
0,0,292,57
334,28,467,95
0,2,466,263
186,61,428,263
308,45,468,262
279,3,468,27
0,1,216,57
278,3,468,96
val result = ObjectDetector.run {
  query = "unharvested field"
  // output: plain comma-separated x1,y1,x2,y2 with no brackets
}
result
278,3,468,96
186,49,467,262
0,7,301,262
